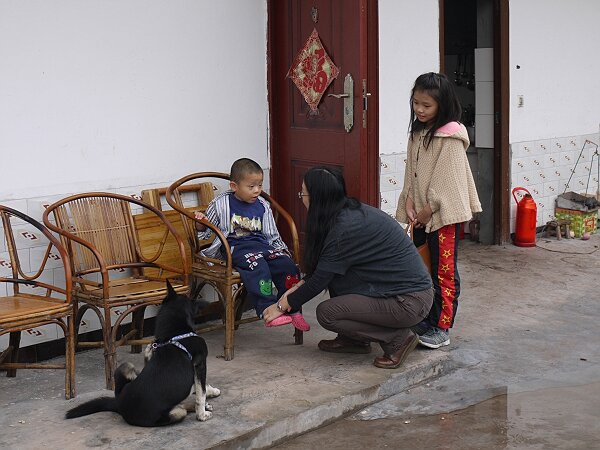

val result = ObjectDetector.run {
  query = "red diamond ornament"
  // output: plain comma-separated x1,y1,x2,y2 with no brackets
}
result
287,28,340,111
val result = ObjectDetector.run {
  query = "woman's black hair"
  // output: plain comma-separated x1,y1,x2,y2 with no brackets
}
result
302,166,360,275
409,72,463,148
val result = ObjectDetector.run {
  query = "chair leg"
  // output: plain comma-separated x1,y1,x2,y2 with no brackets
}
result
294,328,304,345
102,307,116,390
131,307,145,354
224,290,235,361
6,331,21,377
58,316,77,399
234,287,247,330
294,307,304,345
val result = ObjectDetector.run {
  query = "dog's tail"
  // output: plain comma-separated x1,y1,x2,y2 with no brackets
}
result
65,397,118,419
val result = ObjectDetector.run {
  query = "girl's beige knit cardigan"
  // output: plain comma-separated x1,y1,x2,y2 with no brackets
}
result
396,122,482,233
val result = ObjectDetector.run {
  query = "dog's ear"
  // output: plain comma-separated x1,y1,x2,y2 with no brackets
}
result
164,280,176,302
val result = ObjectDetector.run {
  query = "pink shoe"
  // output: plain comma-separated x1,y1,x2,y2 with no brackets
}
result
265,315,293,327
289,312,310,331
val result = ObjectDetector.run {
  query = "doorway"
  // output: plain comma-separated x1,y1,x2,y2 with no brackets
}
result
441,0,510,244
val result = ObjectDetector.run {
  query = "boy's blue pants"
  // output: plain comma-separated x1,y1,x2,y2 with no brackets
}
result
230,240,300,317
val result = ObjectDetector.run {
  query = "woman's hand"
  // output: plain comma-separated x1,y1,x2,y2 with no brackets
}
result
415,204,433,228
262,303,283,323
263,295,291,323
262,279,300,323
406,197,418,224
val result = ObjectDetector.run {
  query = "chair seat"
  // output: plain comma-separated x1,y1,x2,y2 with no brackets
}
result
191,262,242,283
0,295,71,326
75,278,189,305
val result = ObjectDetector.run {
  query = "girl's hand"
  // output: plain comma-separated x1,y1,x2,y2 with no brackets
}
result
415,204,433,228
406,197,418,223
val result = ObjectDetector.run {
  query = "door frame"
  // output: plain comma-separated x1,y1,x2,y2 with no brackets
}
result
439,0,510,244
266,0,380,207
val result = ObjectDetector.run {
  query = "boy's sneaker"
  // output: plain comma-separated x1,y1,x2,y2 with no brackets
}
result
418,327,450,349
411,320,431,336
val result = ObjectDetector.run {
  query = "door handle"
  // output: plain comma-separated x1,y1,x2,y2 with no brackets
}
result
327,74,354,132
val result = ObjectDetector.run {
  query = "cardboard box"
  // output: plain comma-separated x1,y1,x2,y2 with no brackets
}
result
554,207,598,238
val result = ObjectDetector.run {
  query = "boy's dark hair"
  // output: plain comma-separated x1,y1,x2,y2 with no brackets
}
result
409,72,463,148
230,158,263,183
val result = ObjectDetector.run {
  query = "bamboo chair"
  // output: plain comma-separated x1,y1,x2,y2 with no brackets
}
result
42,193,189,389
166,172,303,360
0,205,75,399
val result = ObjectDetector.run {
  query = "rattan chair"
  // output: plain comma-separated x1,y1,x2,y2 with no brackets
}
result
166,172,302,360
42,193,189,389
0,205,75,399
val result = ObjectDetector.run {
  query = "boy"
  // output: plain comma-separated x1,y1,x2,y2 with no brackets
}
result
194,158,309,331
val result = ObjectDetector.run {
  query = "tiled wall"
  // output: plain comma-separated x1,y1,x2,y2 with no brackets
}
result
0,172,238,350
510,134,599,231
379,152,407,218
380,132,600,233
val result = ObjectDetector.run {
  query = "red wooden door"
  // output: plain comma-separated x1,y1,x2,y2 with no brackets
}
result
268,0,379,243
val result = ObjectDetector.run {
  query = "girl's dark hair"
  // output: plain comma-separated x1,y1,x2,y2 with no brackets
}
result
302,166,360,275
409,72,463,148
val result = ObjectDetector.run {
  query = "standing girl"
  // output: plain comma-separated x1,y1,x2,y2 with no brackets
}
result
396,72,481,349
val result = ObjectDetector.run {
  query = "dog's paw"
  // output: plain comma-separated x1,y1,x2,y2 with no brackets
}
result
143,344,154,364
206,385,221,398
196,410,212,421
120,362,138,381
205,402,213,412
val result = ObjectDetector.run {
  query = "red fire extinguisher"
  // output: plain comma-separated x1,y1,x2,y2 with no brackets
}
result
512,187,537,247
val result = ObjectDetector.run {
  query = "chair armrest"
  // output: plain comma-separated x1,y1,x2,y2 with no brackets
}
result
260,192,300,265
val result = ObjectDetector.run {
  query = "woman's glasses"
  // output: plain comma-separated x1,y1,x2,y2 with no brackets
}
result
297,192,310,199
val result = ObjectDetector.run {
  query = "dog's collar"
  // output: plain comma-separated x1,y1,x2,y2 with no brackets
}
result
151,332,197,360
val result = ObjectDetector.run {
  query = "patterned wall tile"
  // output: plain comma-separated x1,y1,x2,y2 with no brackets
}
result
0,249,31,276
379,154,397,174
78,308,102,334
380,190,398,212
26,196,64,223
0,199,27,214
379,173,401,193
19,324,58,347
30,244,65,272
17,269,55,296
11,223,46,250
110,306,133,326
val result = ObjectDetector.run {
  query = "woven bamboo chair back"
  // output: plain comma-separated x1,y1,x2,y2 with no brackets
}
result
50,195,140,273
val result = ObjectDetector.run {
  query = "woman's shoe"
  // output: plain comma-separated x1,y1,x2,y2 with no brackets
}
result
318,336,371,354
265,315,293,327
373,332,418,369
289,312,310,331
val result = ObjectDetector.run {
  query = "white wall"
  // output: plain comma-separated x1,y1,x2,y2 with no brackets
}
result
0,0,269,200
510,0,600,142
378,0,440,155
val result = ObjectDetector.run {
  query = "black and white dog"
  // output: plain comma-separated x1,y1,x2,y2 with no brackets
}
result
65,281,220,426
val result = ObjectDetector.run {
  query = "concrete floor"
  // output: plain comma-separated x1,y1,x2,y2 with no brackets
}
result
1,233,599,449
